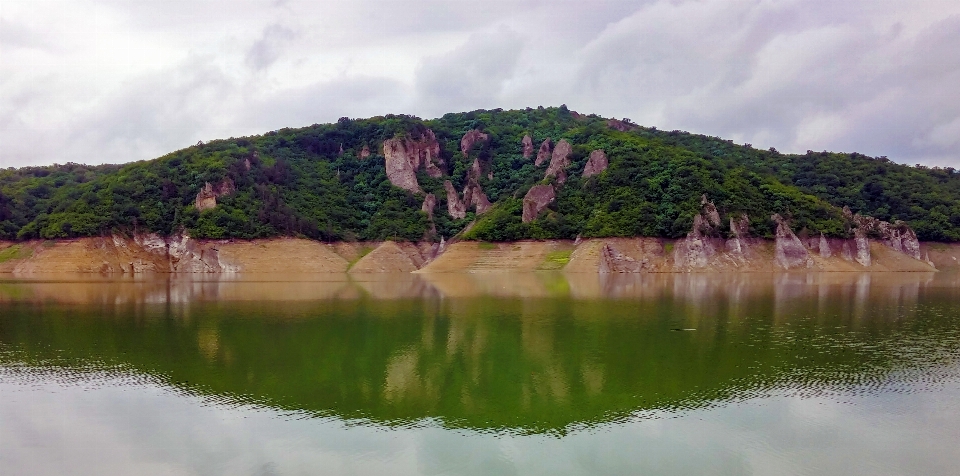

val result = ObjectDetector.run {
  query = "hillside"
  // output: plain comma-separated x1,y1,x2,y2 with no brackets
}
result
1,106,958,245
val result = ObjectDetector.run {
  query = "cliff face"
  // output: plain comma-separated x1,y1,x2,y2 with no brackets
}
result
382,130,443,193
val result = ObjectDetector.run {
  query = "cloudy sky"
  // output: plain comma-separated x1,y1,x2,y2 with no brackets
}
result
2,0,960,168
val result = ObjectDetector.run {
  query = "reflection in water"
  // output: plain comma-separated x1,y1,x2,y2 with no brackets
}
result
2,272,960,475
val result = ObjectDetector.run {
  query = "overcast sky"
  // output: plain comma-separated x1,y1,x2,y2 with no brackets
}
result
2,0,960,168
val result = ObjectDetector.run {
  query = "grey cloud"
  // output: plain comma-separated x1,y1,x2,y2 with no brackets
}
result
242,76,412,132
415,26,525,115
246,24,298,71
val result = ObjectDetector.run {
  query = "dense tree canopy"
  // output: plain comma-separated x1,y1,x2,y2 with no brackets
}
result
1,107,958,242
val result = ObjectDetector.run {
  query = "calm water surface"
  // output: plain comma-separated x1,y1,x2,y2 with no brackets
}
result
1,272,959,475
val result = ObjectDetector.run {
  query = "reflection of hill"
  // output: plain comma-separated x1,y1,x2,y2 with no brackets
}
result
1,273,958,433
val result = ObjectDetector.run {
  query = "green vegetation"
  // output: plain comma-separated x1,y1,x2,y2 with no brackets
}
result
0,244,32,263
1,107,957,242
539,250,573,270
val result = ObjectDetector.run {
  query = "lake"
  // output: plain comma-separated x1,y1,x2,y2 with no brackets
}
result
2,272,959,475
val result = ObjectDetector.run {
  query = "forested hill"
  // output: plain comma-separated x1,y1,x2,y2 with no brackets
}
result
1,106,958,242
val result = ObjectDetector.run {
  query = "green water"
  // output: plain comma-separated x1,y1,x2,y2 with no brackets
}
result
1,272,959,475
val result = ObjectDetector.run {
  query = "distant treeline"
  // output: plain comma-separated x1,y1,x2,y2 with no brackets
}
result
1,106,958,242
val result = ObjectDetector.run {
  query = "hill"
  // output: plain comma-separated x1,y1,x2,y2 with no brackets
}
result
1,106,958,244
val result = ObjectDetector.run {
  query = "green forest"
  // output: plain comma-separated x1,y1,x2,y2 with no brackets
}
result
1,106,958,242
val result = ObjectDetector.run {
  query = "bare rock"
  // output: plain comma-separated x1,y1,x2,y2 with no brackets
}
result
725,214,751,257
673,196,724,269
607,119,637,131
599,244,645,273
535,139,552,166
772,214,813,269
194,178,235,211
166,232,234,273
469,158,483,180
819,233,832,258
844,207,922,261
421,193,436,220
582,150,608,178
463,181,492,215
545,139,572,184
521,135,534,159
460,129,489,157
444,180,466,219
383,130,443,193
522,185,555,223
358,145,371,160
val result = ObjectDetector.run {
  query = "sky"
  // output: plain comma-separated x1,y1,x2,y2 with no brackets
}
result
2,0,960,169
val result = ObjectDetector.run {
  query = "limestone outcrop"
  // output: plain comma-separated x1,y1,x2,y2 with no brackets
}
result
673,196,723,269
460,129,489,157
463,181,492,215
582,150,608,178
522,185,555,223
358,145,371,160
421,193,437,220
521,135,534,159
383,130,443,193
545,139,572,184
772,214,813,269
535,139,552,166
847,208,922,260
194,179,235,211
725,214,752,258
444,181,466,219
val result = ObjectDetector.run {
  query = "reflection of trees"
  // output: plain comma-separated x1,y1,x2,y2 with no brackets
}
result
0,272,956,434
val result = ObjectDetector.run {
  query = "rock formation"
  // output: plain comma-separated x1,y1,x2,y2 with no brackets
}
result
846,208,922,260
194,179,235,211
673,196,723,269
535,139,552,166
521,135,534,159
522,185,555,223
383,130,443,193
421,193,436,220
725,214,752,258
582,150,608,178
460,129,489,157
462,181,491,215
444,181,466,219
772,214,813,269
358,145,371,159
599,243,646,273
819,233,832,258
606,119,637,131
545,139,572,184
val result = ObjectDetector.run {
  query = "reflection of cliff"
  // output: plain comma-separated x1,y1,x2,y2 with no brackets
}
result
1,273,958,433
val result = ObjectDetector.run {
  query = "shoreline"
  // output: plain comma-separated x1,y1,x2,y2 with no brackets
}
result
2,235,958,275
